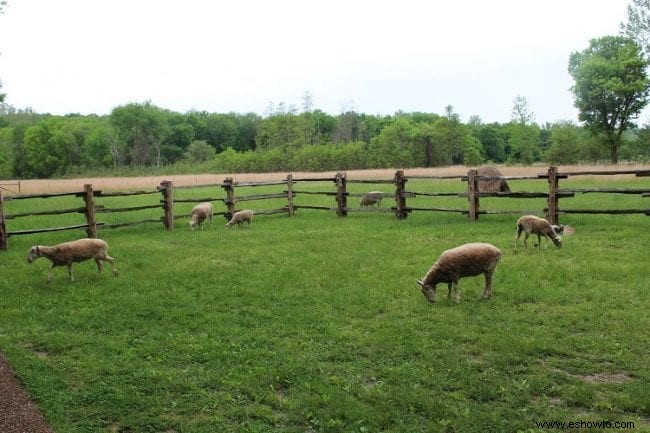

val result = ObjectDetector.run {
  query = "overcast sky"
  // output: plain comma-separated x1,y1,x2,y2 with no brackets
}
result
0,0,632,124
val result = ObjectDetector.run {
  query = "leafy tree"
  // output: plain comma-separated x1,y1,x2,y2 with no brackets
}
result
544,121,583,164
184,140,216,162
473,123,507,163
621,0,650,58
511,95,535,124
508,123,540,164
109,102,169,167
569,35,650,163
367,118,415,168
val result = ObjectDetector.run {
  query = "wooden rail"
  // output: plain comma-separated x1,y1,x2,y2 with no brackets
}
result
1,167,648,251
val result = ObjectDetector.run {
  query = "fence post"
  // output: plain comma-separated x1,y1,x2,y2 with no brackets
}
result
286,173,295,217
394,170,408,219
547,166,559,225
467,168,479,222
335,172,347,216
83,184,97,238
159,180,174,230
222,177,236,221
0,190,7,251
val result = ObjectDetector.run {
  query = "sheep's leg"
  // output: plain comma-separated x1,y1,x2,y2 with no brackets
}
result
536,234,542,252
514,228,522,253
523,233,530,252
67,264,75,281
453,282,461,304
482,272,493,299
95,258,103,274
447,283,452,299
47,264,55,282
105,255,118,276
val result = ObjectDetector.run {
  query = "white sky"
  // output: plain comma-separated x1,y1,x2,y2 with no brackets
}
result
0,0,632,124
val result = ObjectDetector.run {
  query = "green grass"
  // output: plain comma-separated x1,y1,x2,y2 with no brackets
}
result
0,178,649,433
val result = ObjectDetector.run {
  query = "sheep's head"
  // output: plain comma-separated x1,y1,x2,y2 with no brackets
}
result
552,235,562,248
416,279,437,303
27,246,41,263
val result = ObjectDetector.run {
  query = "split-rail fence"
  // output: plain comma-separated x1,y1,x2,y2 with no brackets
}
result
1,167,648,251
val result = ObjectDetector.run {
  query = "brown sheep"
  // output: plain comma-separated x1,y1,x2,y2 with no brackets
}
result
27,238,117,282
417,242,502,303
514,215,562,252
189,202,214,231
226,209,254,228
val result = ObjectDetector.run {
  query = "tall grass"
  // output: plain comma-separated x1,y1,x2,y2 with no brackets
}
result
0,178,648,433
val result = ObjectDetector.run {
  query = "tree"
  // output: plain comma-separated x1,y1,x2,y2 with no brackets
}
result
569,35,650,163
109,102,169,167
621,0,650,58
184,140,216,162
511,95,535,124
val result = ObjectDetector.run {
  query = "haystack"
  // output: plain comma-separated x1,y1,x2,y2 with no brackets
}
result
476,166,511,193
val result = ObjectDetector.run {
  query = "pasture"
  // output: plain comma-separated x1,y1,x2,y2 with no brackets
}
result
0,176,648,433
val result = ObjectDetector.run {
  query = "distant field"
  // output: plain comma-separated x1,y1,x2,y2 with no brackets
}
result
3,163,650,195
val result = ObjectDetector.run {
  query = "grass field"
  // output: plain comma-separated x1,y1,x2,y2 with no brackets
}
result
0,174,649,433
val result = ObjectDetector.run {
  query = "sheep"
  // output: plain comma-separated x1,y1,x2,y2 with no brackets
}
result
416,242,502,304
477,166,511,193
359,191,384,207
26,238,117,282
189,202,214,231
226,209,254,228
514,215,562,253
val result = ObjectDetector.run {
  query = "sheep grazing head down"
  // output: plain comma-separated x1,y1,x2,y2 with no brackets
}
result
226,209,254,228
189,202,214,231
416,242,502,304
514,215,562,252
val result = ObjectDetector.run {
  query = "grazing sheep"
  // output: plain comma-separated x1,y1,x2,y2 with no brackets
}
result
416,242,502,304
26,238,117,282
226,209,254,228
477,166,511,193
189,202,214,231
359,191,384,207
514,215,562,253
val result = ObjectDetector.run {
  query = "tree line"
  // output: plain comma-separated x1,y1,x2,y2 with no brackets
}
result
0,97,649,179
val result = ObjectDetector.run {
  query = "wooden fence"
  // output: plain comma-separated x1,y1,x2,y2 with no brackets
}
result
1,167,649,251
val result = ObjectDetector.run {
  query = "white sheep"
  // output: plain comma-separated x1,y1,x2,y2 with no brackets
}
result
226,209,254,228
514,215,562,253
359,191,384,207
189,202,214,231
416,242,502,303
26,238,117,282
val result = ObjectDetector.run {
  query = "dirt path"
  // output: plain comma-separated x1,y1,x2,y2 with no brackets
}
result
0,353,54,433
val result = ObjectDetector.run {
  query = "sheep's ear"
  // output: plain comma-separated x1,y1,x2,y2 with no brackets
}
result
416,279,424,288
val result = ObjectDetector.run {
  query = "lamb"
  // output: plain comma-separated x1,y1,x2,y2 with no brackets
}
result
226,209,254,228
359,191,384,207
26,238,117,282
514,215,562,253
416,242,502,303
189,202,214,231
